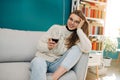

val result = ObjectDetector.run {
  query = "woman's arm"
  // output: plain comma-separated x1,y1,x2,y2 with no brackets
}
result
37,32,50,53
77,28,92,53
76,20,92,53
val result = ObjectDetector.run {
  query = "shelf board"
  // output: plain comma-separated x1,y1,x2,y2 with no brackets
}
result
90,50,103,53
87,17,104,21
82,0,106,5
89,34,104,37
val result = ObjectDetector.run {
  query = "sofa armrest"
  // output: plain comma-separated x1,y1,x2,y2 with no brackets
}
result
73,53,89,80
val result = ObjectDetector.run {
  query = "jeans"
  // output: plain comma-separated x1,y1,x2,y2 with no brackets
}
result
30,45,82,80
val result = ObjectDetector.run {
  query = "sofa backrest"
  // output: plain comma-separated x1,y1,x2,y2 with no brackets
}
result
0,28,45,62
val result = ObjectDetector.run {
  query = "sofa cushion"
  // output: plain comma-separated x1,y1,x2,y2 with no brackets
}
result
0,62,77,80
0,28,45,62
47,71,77,80
0,62,30,80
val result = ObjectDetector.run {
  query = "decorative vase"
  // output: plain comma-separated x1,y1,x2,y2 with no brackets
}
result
103,57,112,67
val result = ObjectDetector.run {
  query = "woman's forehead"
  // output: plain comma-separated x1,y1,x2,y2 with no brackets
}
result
70,14,81,20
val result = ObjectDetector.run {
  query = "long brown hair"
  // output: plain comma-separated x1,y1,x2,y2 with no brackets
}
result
66,10,89,49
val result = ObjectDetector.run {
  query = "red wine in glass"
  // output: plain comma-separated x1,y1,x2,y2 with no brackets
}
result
52,38,59,43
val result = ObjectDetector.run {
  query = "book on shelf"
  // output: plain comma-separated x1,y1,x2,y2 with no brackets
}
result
98,0,107,2
90,37,103,51
89,22,104,35
80,1,106,19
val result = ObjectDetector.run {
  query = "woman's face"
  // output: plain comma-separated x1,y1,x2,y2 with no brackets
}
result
67,13,81,30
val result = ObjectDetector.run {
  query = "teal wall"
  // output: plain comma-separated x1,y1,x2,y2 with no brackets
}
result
103,51,119,59
0,0,71,31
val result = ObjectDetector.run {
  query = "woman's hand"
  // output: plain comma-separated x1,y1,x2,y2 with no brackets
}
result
47,38,58,50
77,19,85,29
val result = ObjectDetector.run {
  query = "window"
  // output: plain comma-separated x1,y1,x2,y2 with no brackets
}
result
105,0,120,38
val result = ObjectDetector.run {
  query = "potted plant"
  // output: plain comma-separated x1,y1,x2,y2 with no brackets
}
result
103,37,117,66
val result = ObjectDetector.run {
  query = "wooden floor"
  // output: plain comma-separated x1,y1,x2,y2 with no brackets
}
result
86,60,120,80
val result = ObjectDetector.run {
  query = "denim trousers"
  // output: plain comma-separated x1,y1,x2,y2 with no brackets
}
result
30,45,82,80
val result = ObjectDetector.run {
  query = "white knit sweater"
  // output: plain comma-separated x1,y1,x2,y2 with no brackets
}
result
35,24,91,62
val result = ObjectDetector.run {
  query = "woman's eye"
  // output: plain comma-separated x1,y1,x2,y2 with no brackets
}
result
75,21,80,24
69,17,80,24
69,18,73,21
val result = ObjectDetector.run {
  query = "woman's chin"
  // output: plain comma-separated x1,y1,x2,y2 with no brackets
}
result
69,28,73,30
69,28,76,30
66,25,77,32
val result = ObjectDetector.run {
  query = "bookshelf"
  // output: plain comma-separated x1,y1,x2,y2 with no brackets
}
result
71,1,107,77
71,0,107,53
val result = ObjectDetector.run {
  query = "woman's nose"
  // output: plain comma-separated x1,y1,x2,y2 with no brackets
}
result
71,20,75,24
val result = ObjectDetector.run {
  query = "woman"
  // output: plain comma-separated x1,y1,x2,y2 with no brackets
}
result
30,10,91,80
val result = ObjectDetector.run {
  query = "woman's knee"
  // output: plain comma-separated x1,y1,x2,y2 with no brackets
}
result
60,45,82,70
31,57,47,69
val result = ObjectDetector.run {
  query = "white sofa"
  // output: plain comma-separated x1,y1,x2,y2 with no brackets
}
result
0,28,89,80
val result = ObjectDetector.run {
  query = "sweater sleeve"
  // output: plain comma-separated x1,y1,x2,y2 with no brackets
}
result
37,32,50,53
77,28,92,53
37,25,57,53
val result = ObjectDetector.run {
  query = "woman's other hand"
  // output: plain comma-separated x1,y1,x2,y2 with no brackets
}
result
48,38,58,50
77,19,85,29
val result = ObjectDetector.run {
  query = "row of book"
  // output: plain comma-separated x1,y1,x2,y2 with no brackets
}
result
89,24,104,35
92,40,103,50
92,0,107,2
82,0,107,3
89,37,103,51
80,3,105,19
